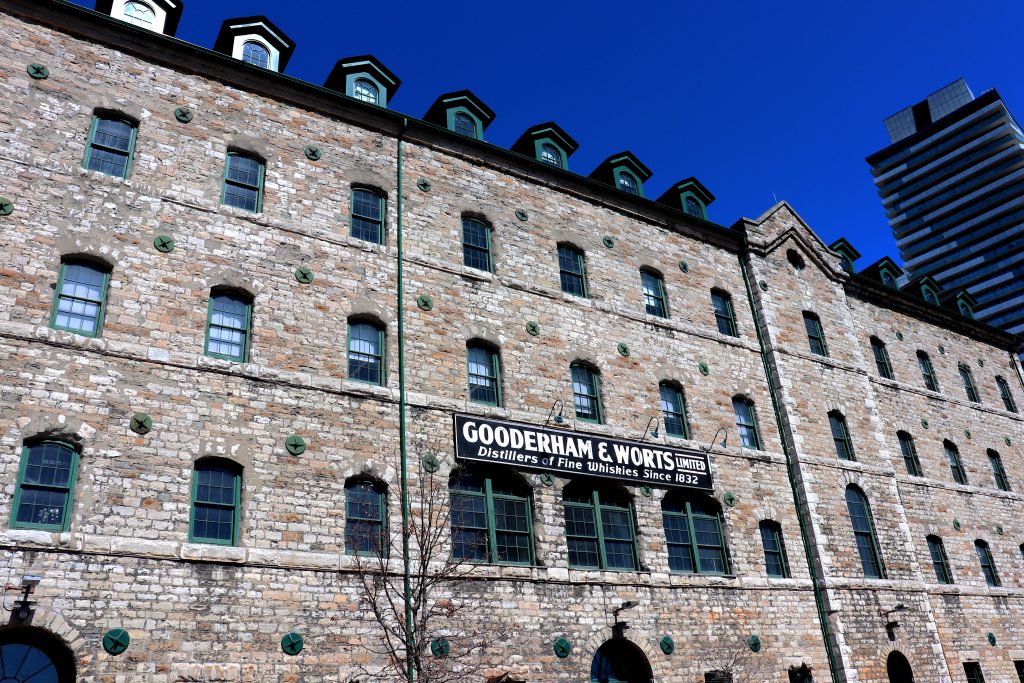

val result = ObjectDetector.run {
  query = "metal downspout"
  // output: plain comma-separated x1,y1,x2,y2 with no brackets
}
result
737,242,840,683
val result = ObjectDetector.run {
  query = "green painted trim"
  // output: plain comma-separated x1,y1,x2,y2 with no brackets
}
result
665,497,728,575
49,260,110,338
346,320,386,386
452,475,534,566
679,191,705,219
349,187,386,244
996,376,1018,412
345,72,387,107
612,165,644,197
711,290,738,337
733,397,762,450
759,520,791,578
659,382,690,439
82,114,137,179
570,363,603,424
988,450,1011,491
220,151,265,213
447,106,483,140
959,364,980,402
461,218,493,273
532,137,567,169
10,440,79,532
187,460,241,545
565,487,636,571
804,313,829,357
557,244,588,298
828,412,856,461
945,442,968,485
344,478,388,556
203,291,252,362
466,343,502,407
641,269,668,318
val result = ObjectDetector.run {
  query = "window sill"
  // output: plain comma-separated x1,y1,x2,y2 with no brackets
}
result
459,266,493,282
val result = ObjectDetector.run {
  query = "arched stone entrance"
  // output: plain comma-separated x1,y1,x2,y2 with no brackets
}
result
590,638,654,683
0,626,76,682
886,650,914,683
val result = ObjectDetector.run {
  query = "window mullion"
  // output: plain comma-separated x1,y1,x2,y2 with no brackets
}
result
485,479,499,564
593,491,608,569
685,502,699,573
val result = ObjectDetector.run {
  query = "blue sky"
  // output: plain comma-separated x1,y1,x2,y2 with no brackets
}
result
75,0,1024,269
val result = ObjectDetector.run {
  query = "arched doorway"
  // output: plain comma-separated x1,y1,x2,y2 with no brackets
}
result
0,626,76,682
590,638,654,683
886,650,914,683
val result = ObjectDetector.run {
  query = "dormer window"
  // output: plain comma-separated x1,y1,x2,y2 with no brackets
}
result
325,56,402,109
102,0,181,34
214,16,295,74
540,144,561,167
684,196,703,218
922,286,939,305
242,41,271,68
959,300,974,318
511,122,578,170
881,271,897,289
353,79,379,105
123,1,155,27
454,112,477,138
618,172,639,195
424,91,495,141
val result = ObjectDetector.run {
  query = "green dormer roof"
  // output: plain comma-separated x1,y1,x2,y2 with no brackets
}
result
511,122,579,169
323,55,401,106
589,151,652,197
423,90,495,140
860,256,904,287
656,177,715,215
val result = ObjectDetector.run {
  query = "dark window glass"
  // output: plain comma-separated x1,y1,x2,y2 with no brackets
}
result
959,364,980,402
997,376,1018,413
571,364,603,423
351,189,384,243
539,143,561,167
52,261,108,336
659,383,689,438
85,116,135,178
733,397,761,449
641,270,668,317
927,535,953,584
803,312,828,356
241,41,270,68
988,449,1010,491
453,112,476,137
348,321,384,385
759,521,790,578
829,412,855,461
12,441,78,531
467,343,500,406
705,672,733,683
918,352,939,391
922,286,939,305
353,78,379,105
845,486,883,578
222,153,263,212
663,492,727,574
684,196,703,218
871,338,894,379
881,271,898,289
1015,661,1024,683
205,291,251,361
959,301,974,318
345,480,386,555
898,432,922,476
191,460,240,544
557,245,587,297
617,172,639,195
461,219,492,272
963,663,985,683
945,441,968,485
565,483,636,570
711,290,738,336
975,540,999,586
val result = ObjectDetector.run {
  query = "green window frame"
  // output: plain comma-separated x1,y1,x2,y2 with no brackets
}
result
221,152,264,213
467,341,501,406
759,520,790,578
10,440,79,532
881,271,898,289
897,431,923,477
83,114,137,178
449,468,533,565
926,535,953,584
538,142,563,168
711,289,738,337
557,244,587,297
803,312,828,357
659,382,689,438
828,411,855,461
870,337,894,379
617,170,640,195
922,285,939,305
963,663,986,683
845,486,884,579
997,376,1018,413
662,491,728,574
918,351,939,392
975,540,999,586
987,449,1010,491
733,396,762,449
684,196,704,218
461,218,492,272
453,112,478,138
345,479,387,556
347,320,385,385
944,440,968,485
959,364,980,402
204,290,252,362
571,362,603,424
959,301,974,318
564,482,637,571
350,187,385,244
189,459,241,545
640,269,668,318
49,260,110,338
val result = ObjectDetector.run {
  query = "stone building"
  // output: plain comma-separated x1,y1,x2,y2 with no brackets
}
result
0,1,1023,682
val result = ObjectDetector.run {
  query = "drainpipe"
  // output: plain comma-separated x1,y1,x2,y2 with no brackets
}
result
737,239,840,683
396,118,415,683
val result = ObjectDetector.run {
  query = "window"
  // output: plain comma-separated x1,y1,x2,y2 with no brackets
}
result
839,256,853,273
881,271,898,289
759,520,790,578
787,249,806,270
641,270,668,317
845,486,884,578
944,440,968,485
870,337,894,379
571,363,603,423
84,115,136,178
663,491,728,574
564,482,636,570
453,112,476,137
988,449,1010,491
348,320,385,385
467,342,501,406
788,665,814,683
353,78,379,105
922,286,939,305
705,672,732,683
241,41,270,68
1015,661,1024,683
684,196,703,218
997,376,1017,412
450,468,533,565
10,441,79,531
221,153,264,212
897,431,922,476
803,312,828,356
828,412,855,461
190,459,241,545
50,260,109,337
557,244,587,297
659,382,689,438
963,663,985,683
733,396,761,449
959,364,980,402
205,290,251,362
917,351,939,391
711,290,738,337
461,218,492,272
617,171,639,195
926,535,953,584
959,300,974,318
975,540,999,586
539,143,561,167
123,0,154,27
350,188,384,244
345,479,386,555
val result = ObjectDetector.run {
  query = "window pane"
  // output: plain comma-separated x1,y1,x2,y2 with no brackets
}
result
351,189,383,243
462,220,491,271
899,433,921,476
224,155,262,212
642,271,667,317
454,113,476,137
557,245,586,296
192,463,238,543
540,143,561,167
353,79,379,105
206,293,249,360
123,0,154,27
467,345,498,405
660,384,687,437
618,172,638,194
685,196,702,217
664,513,695,572
846,488,881,578
242,42,270,68
733,399,758,448
348,323,383,384
571,365,601,422
712,292,736,336
54,263,106,335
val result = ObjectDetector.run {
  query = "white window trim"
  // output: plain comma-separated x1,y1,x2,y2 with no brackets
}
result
112,0,167,33
231,35,280,72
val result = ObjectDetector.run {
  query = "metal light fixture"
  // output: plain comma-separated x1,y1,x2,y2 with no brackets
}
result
640,417,660,443
611,600,640,639
701,427,729,453
545,399,565,426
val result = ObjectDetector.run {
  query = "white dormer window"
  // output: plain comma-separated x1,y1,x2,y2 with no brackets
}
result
123,1,155,27
353,79,380,105
242,41,271,69
111,0,169,33
230,35,280,72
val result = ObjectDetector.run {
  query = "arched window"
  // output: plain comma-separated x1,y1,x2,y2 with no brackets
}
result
345,479,386,555
557,244,587,297
241,41,270,69
987,449,1010,491
461,218,492,272
205,289,252,362
959,363,980,402
870,337,894,379
996,376,1017,413
897,431,922,476
11,441,80,531
922,286,939,305
803,311,828,356
453,112,476,138
571,362,603,423
467,341,501,406
221,152,264,212
190,459,242,545
450,468,533,565
958,300,974,318
348,319,385,385
975,540,1000,586
50,259,110,337
926,535,953,584
564,481,636,570
662,491,728,574
845,486,884,578
659,382,689,438
84,115,136,178
684,196,703,218
881,271,898,289
917,351,939,391
353,78,380,105
350,188,385,244
711,289,738,337
828,411,855,461
539,143,561,167
944,440,967,485
640,269,668,318
759,520,790,578
617,171,639,195
0,628,76,682
886,651,914,683
123,0,155,28
733,396,761,449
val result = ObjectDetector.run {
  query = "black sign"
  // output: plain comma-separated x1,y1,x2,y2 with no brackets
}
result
452,414,713,490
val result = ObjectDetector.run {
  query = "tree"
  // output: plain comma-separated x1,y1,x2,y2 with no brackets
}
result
700,634,774,683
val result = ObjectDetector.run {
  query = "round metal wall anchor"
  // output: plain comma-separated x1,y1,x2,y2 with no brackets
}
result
553,637,572,659
525,321,541,336
964,429,971,439
938,345,946,354
294,267,314,284
978,358,985,367
102,628,130,655
617,342,630,357
153,235,175,253
659,635,675,655
723,491,738,507
281,632,304,656
987,632,997,646
303,145,322,161
285,435,306,455
416,178,432,192
602,236,615,249
27,64,49,79
539,473,555,486
129,413,152,435
678,260,689,273
1005,436,1012,446
997,525,1004,535
421,454,441,473
639,486,653,498
758,281,769,291
748,635,762,653
173,107,193,124
0,198,14,216
515,209,529,222
698,361,710,376
430,638,450,657
416,294,433,311
952,518,961,531
895,331,904,341
920,418,929,429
